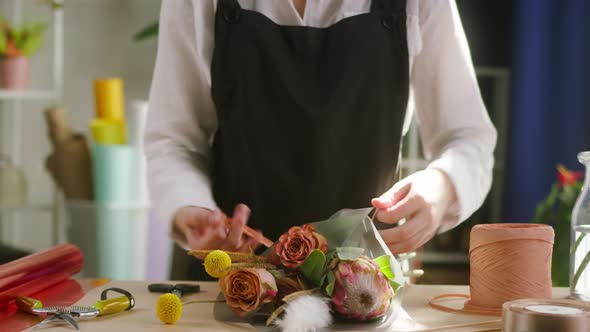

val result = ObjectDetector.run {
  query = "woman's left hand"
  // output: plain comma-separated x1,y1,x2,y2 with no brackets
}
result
372,169,457,254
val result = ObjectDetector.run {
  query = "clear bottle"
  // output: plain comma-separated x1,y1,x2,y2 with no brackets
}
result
570,151,590,301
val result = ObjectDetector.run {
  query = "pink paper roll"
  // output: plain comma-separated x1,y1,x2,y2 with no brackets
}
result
0,244,84,308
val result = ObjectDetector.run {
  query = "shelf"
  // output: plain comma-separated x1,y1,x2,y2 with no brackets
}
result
0,204,53,213
0,89,57,101
67,200,151,210
422,252,469,265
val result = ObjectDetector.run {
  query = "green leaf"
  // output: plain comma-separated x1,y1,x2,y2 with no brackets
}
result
21,35,43,56
134,21,159,41
37,0,64,9
0,29,5,54
533,183,559,224
336,247,364,261
325,270,335,296
389,279,401,291
374,254,402,291
374,255,395,279
269,269,283,280
298,249,327,287
1,21,46,57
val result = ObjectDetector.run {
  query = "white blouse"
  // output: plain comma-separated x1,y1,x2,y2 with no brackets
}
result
145,0,497,242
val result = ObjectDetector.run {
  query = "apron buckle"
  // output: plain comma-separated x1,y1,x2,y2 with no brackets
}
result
223,7,241,24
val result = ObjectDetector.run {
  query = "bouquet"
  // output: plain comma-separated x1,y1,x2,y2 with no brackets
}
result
189,208,405,331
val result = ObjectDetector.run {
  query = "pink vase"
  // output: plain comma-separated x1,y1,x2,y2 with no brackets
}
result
0,57,29,90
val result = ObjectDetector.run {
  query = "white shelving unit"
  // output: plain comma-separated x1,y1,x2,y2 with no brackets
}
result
0,0,64,247
0,89,57,100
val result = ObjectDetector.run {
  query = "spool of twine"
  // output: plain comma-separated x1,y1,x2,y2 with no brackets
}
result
430,223,555,316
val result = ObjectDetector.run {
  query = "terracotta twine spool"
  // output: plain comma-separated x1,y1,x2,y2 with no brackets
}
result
430,223,555,316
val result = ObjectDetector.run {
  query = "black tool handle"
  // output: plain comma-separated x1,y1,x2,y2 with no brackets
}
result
148,283,175,293
148,283,200,297
175,284,200,295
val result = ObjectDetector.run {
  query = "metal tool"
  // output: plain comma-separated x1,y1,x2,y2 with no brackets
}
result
148,283,200,298
17,287,135,330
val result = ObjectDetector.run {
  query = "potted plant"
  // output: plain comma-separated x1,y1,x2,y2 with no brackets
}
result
0,19,46,90
134,21,159,41
534,164,584,286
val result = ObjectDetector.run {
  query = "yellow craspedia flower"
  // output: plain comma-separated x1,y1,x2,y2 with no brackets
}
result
204,250,232,278
156,293,182,324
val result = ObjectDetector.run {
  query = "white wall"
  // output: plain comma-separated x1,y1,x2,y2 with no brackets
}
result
0,0,161,252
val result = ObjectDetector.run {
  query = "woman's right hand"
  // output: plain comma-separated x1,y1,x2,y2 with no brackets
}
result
174,204,262,252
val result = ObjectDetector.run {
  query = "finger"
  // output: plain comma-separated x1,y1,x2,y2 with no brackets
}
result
175,209,206,239
238,235,262,253
185,209,226,249
381,212,431,254
387,232,423,254
379,212,425,245
371,180,411,209
225,204,250,250
376,194,424,224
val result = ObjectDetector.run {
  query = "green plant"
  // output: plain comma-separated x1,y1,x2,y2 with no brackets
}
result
0,19,46,58
37,0,64,10
134,21,159,41
534,165,584,287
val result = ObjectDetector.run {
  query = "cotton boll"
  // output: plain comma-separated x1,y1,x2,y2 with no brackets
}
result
274,295,332,332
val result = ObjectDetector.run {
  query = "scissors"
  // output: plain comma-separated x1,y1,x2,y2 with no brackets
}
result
17,287,135,330
148,283,200,298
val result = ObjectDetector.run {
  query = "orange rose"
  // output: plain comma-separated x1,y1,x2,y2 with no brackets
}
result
274,224,328,269
219,268,277,317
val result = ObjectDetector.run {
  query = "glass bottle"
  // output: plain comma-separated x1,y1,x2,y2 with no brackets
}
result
570,151,590,300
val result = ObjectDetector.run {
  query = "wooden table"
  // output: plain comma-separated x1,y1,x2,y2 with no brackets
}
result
18,281,567,332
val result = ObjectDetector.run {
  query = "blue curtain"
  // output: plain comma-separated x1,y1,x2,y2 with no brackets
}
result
503,0,590,221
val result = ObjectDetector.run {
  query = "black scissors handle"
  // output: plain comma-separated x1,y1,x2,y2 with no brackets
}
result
148,283,200,297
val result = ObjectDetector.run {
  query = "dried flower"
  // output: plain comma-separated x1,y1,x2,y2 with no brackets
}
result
156,293,182,324
275,274,308,306
219,268,277,317
331,256,393,321
204,250,232,278
273,225,327,269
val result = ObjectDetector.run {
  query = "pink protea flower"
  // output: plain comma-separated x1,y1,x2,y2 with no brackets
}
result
331,256,394,321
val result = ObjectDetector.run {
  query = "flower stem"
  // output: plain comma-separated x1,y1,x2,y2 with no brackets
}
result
572,247,590,289
182,300,226,306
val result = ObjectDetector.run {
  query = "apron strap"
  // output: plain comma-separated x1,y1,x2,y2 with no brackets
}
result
370,0,406,15
219,0,242,23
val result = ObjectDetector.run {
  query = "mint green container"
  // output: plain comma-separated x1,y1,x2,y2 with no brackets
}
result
66,200,149,280
92,144,137,202
81,144,146,279
96,203,148,280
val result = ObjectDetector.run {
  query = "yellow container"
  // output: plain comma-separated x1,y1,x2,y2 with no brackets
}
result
94,78,125,122
90,119,126,145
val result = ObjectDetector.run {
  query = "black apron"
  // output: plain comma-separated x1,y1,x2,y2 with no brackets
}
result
188,0,409,280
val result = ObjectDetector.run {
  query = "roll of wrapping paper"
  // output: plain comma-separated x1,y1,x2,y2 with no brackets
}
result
92,144,137,202
91,118,126,145
45,107,73,145
94,78,125,122
45,107,94,200
0,244,83,308
127,100,149,202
